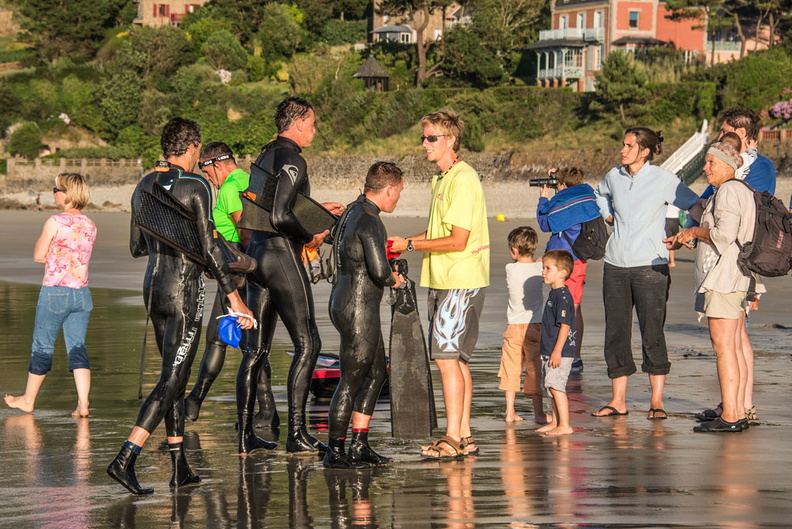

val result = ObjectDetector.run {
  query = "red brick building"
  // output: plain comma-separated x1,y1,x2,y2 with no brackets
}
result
528,0,704,92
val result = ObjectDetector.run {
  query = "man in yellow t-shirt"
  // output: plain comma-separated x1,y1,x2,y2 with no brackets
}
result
390,109,490,459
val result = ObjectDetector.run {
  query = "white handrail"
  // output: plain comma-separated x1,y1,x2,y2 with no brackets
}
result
660,120,709,176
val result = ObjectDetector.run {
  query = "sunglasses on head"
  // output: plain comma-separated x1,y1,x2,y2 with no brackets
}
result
53,187,65,194
198,153,232,168
420,134,448,143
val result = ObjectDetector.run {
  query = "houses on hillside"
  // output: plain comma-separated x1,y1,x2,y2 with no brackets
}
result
368,1,469,44
526,0,774,92
132,0,208,27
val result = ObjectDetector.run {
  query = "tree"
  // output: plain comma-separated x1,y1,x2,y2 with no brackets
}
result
126,26,195,86
665,0,739,65
181,16,236,53
470,0,549,69
9,122,42,159
201,30,248,70
594,51,649,124
13,0,128,62
440,26,504,88
252,3,305,62
377,0,455,86
333,0,370,20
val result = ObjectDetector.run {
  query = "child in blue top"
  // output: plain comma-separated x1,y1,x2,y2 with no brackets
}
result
536,250,577,437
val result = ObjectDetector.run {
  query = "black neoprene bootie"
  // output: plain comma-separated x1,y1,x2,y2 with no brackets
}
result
322,437,370,469
107,444,154,495
287,426,328,453
239,414,278,455
348,437,390,465
169,442,201,487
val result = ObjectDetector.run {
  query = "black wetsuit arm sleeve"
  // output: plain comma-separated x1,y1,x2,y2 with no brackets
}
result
191,182,237,296
271,156,314,244
361,217,396,288
129,184,148,258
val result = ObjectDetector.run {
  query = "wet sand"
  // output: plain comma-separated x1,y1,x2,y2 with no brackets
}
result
1,210,792,527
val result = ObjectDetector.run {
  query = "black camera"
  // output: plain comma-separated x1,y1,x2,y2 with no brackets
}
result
529,177,558,188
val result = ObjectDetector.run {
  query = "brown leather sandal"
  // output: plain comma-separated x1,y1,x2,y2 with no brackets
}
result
461,436,480,455
421,436,463,460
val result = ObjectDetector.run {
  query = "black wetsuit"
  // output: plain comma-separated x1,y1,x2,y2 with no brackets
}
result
130,164,236,438
240,136,325,451
327,195,396,438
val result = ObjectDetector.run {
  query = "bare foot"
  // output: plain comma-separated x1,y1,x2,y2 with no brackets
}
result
541,425,574,437
535,422,557,433
71,399,90,418
4,394,34,413
534,413,552,425
505,413,524,423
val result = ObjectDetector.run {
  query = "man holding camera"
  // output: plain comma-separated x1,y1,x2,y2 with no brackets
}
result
536,167,602,371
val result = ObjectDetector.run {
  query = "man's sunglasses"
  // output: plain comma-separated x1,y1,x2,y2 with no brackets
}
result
420,134,448,143
198,154,233,168
53,187,65,194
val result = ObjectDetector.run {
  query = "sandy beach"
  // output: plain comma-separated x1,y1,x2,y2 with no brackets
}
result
1,201,792,526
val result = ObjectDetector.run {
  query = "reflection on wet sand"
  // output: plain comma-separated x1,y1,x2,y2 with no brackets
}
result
1,279,791,527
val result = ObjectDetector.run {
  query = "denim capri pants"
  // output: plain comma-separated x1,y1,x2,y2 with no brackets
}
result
29,285,93,375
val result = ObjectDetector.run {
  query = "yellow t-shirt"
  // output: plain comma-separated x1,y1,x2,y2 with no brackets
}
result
420,161,490,289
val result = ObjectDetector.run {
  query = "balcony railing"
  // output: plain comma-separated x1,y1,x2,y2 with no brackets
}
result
706,40,741,51
537,66,585,79
539,27,604,42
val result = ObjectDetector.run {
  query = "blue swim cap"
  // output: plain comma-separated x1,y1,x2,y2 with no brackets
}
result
218,315,242,348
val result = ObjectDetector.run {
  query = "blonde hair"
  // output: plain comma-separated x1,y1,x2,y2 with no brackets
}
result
507,226,537,257
420,109,464,152
55,173,90,210
543,249,574,280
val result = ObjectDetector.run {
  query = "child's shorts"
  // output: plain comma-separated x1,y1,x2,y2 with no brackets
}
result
541,356,573,396
497,323,542,395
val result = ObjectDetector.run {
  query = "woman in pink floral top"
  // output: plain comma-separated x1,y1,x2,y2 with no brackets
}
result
4,173,96,417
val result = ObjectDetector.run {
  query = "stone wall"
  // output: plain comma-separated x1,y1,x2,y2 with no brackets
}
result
3,139,792,195
1,158,143,193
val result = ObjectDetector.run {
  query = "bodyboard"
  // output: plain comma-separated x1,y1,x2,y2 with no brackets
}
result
238,193,337,235
389,278,437,439
134,181,255,275
134,181,204,264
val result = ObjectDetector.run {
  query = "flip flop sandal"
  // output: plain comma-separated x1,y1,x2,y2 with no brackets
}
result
647,408,668,420
592,405,628,417
695,402,722,422
461,436,480,455
421,436,462,460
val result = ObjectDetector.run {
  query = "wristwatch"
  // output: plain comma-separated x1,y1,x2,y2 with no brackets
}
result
406,239,414,252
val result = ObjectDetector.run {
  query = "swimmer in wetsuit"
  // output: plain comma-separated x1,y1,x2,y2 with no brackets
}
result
184,142,279,442
324,162,404,469
107,118,256,495
240,97,344,453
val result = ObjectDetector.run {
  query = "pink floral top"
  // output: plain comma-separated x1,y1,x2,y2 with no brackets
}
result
43,213,97,289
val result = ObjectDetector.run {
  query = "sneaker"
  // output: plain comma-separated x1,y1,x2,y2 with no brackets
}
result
693,417,743,433
570,358,584,373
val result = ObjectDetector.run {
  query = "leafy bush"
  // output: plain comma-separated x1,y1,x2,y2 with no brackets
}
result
319,19,366,45
721,47,792,112
44,145,139,160
201,30,248,71
9,122,42,159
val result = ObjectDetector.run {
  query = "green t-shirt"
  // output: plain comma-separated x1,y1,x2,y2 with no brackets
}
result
213,168,250,243
420,161,490,290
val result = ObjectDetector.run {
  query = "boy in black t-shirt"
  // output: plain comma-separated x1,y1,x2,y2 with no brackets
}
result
536,250,577,436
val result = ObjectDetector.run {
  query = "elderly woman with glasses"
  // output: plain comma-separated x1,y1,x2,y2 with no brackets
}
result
665,142,756,433
4,173,96,418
